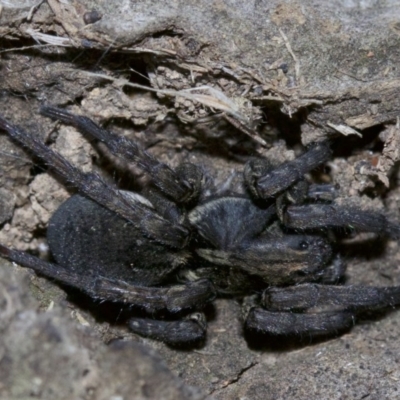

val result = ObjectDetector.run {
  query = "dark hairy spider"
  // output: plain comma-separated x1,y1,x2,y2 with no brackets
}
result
1,106,400,346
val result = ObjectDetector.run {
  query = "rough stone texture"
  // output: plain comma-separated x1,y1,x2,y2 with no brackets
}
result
0,260,208,400
1,1,400,399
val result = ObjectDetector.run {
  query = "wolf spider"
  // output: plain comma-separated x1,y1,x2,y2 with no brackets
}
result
1,105,400,345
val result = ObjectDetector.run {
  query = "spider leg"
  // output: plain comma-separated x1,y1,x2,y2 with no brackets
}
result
40,106,203,204
197,234,333,286
0,115,188,248
263,283,400,311
276,181,339,223
307,183,338,202
244,141,332,199
277,181,338,207
246,283,400,336
128,312,207,345
283,204,400,238
0,244,216,313
245,308,354,336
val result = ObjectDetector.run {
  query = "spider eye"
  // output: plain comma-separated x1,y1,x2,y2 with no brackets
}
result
298,241,309,250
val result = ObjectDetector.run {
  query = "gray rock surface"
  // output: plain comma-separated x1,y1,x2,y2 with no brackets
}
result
0,260,207,400
1,1,400,399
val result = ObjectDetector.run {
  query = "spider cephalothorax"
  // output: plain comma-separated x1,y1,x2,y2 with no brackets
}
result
1,106,400,345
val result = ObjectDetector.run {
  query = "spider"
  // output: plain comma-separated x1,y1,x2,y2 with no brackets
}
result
1,105,400,346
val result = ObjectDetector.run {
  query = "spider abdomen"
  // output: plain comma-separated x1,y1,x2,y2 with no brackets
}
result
47,194,189,286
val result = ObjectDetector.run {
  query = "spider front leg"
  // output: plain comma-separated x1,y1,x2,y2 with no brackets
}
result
242,136,400,237
0,115,188,248
40,106,203,204
245,283,400,337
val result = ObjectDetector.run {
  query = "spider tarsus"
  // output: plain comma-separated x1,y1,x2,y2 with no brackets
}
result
246,308,354,336
0,243,87,289
248,141,332,199
128,312,207,345
263,284,400,311
284,204,397,236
